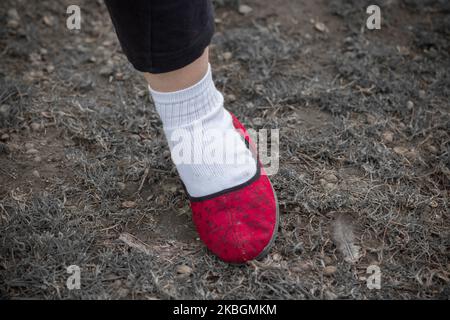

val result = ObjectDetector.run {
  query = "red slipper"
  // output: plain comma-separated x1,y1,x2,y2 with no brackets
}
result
188,112,279,264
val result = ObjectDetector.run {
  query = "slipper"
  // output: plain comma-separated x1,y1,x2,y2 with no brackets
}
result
187,112,279,264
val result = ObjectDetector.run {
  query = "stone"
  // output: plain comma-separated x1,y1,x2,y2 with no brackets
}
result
176,265,193,275
323,266,337,275
238,4,253,15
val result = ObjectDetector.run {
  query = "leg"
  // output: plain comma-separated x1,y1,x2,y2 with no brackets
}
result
104,0,278,263
104,0,214,74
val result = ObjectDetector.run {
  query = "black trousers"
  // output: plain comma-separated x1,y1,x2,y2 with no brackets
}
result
104,0,215,74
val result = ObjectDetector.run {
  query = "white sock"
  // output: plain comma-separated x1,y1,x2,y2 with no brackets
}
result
149,64,257,197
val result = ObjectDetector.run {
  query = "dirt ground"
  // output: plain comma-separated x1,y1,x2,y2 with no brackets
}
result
0,0,449,299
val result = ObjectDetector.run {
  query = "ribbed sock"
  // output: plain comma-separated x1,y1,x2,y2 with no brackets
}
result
149,64,257,197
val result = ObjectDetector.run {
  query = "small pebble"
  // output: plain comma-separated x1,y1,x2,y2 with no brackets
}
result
253,118,263,126
113,279,122,288
0,133,9,141
25,142,34,150
163,183,178,193
382,131,394,143
325,182,335,190
227,94,236,102
222,52,232,60
46,65,55,73
426,145,438,154
324,173,338,183
255,84,264,93
366,114,377,124
117,288,130,298
48,155,62,162
121,201,136,208
7,8,20,29
176,265,193,275
320,178,335,191
238,4,253,15
42,15,54,26
406,100,414,109
272,253,282,262
405,149,418,160
429,200,438,208
117,182,126,190
296,261,313,271
393,146,408,155
7,143,19,152
99,65,114,76
323,256,333,265
0,104,11,117
314,21,328,33
32,170,40,178
129,134,141,141
8,8,20,21
30,122,41,131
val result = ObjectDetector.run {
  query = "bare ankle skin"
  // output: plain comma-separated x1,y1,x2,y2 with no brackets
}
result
143,48,209,92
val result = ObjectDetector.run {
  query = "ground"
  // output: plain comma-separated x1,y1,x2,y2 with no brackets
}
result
0,0,449,299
